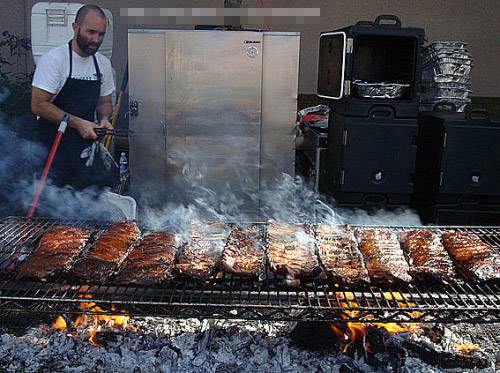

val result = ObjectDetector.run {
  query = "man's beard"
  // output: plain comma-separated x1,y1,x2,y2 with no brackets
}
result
76,30,101,56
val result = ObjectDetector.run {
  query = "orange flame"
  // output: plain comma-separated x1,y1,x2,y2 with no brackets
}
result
74,293,133,346
51,293,133,347
52,315,67,331
330,291,422,352
455,342,478,354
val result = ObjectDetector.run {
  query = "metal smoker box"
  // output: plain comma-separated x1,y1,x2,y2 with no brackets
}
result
127,30,300,216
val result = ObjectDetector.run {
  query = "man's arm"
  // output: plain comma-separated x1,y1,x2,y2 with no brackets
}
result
96,94,113,128
31,87,99,140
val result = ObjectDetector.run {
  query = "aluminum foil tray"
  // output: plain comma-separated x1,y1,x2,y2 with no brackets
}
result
422,81,472,90
422,51,472,65
423,63,472,79
421,88,471,100
426,74,471,84
426,41,468,51
426,56,473,66
353,81,410,99
421,82,472,100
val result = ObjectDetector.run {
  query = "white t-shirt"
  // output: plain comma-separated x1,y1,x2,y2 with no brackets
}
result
32,43,115,99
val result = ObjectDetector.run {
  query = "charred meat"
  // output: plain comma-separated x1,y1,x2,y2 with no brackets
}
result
114,232,177,285
267,221,323,286
400,230,456,282
17,226,91,279
356,229,412,284
441,231,500,282
316,224,370,285
69,221,140,282
220,224,264,278
175,222,229,280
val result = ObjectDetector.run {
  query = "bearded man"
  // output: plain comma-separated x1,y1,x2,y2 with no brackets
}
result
31,4,115,189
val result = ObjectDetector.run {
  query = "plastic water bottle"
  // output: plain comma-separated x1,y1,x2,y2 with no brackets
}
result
119,152,128,179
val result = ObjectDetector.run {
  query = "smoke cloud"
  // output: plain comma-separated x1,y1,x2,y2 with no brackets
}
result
1,89,421,226
0,111,123,220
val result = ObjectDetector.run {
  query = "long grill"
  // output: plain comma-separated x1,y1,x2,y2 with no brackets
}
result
0,217,499,323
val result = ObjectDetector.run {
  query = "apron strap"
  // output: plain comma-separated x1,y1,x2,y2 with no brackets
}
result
93,54,101,83
67,40,73,79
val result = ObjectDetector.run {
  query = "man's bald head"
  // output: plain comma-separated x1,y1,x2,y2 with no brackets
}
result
72,5,107,56
75,4,106,26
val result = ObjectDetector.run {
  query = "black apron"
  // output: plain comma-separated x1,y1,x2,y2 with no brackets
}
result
37,41,115,190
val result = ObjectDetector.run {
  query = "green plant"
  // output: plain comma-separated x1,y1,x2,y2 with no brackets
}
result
0,30,33,117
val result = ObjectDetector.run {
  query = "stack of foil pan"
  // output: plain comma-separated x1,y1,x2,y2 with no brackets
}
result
420,41,473,112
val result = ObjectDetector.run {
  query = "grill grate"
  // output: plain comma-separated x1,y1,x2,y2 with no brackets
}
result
0,216,499,323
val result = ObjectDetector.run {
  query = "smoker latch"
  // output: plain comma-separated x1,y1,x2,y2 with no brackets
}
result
340,169,345,185
344,80,351,95
439,171,444,186
342,129,348,145
442,132,447,148
346,38,353,53
162,121,168,151
130,100,139,117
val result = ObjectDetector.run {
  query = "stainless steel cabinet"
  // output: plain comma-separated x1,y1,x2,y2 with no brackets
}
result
128,30,300,215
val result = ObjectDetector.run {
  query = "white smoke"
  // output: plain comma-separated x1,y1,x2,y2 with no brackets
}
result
139,169,421,231
1,89,421,226
0,113,121,221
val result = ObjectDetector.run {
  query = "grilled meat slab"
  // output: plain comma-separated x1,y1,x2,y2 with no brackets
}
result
220,225,264,278
316,224,370,285
400,230,456,282
70,221,140,282
114,232,177,285
175,222,229,280
266,221,323,286
17,226,91,279
356,229,412,284
441,231,500,282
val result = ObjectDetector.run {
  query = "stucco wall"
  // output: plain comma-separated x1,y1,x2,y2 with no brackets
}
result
1,0,499,96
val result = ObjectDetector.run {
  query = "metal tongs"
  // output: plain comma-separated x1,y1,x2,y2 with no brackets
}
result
94,128,134,137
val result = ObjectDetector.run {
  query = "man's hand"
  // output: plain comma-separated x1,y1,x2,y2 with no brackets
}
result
74,118,98,140
98,118,113,130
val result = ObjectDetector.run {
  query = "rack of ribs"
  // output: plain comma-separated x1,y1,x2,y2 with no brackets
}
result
441,231,500,282
220,224,264,278
69,221,141,282
316,224,370,286
400,229,456,282
17,226,91,280
113,232,177,285
356,229,412,284
175,222,230,281
266,221,323,286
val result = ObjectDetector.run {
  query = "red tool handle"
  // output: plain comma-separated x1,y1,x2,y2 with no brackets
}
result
27,118,68,218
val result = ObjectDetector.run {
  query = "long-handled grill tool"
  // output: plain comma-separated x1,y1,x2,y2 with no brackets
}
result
105,63,129,150
27,115,69,218
95,128,134,137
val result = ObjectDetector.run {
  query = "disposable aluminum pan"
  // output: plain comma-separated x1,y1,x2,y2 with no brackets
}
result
426,56,473,66
353,81,410,99
422,81,471,89
426,41,468,51
426,74,471,84
422,63,472,78
421,82,472,98
421,88,471,100
422,51,472,65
